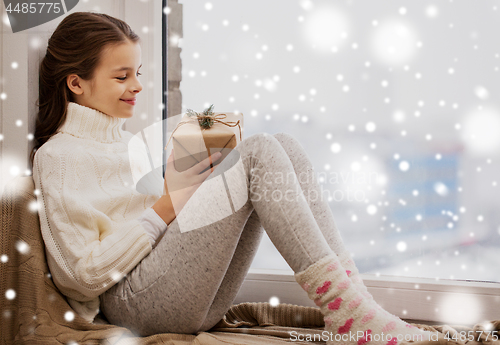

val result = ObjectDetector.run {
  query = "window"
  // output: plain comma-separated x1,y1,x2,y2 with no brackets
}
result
174,0,500,283
169,0,500,323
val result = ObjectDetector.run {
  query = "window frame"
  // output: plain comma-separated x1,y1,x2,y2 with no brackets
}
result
234,269,500,324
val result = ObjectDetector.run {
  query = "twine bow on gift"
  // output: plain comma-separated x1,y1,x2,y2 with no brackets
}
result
164,104,242,150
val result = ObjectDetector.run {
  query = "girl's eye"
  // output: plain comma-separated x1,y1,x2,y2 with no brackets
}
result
116,72,142,81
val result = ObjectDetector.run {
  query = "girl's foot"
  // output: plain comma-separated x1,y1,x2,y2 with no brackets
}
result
295,253,432,345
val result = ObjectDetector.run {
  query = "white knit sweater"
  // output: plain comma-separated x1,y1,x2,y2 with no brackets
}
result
33,102,165,323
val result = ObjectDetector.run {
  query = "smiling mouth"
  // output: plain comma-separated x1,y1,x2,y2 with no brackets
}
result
121,99,136,105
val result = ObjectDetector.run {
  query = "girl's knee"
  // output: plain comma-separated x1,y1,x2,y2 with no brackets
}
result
272,132,294,142
246,132,277,144
272,132,300,148
239,132,282,155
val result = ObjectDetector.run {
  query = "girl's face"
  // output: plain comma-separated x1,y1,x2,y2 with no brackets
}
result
68,40,143,119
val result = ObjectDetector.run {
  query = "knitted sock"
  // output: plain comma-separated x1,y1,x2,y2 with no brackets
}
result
295,253,432,345
337,251,431,332
337,251,374,301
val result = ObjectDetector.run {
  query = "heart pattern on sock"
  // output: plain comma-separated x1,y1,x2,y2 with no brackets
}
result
328,297,343,310
338,318,354,334
386,337,398,345
361,309,376,324
324,316,333,327
337,279,351,290
348,295,363,309
317,281,331,295
357,329,372,345
382,321,396,333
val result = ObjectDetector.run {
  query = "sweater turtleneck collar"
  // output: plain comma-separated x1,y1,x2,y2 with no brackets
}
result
57,102,127,143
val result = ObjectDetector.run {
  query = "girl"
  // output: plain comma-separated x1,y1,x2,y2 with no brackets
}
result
32,11,432,344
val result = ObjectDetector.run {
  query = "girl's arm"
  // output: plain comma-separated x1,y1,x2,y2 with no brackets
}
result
151,194,176,225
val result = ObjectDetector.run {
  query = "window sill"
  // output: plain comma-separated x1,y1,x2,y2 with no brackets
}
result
234,268,500,325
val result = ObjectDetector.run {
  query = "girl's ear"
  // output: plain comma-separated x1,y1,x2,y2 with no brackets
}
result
66,74,84,95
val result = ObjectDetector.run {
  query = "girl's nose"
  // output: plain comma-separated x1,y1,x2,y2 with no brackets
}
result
133,81,143,93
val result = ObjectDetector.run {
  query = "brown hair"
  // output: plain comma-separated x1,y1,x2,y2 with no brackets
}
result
30,11,141,167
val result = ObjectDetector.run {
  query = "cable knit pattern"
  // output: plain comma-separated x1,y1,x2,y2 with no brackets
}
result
32,102,159,323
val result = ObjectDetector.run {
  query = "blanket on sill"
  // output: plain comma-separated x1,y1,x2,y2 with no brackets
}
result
1,175,499,345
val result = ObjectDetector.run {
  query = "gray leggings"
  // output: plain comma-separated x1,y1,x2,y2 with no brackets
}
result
99,132,348,336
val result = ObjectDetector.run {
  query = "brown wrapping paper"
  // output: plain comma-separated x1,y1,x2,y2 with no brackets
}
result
169,112,244,172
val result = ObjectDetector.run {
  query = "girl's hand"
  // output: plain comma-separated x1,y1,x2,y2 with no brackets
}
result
163,149,222,214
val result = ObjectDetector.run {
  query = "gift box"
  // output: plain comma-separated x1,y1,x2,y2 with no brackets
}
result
166,106,244,173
